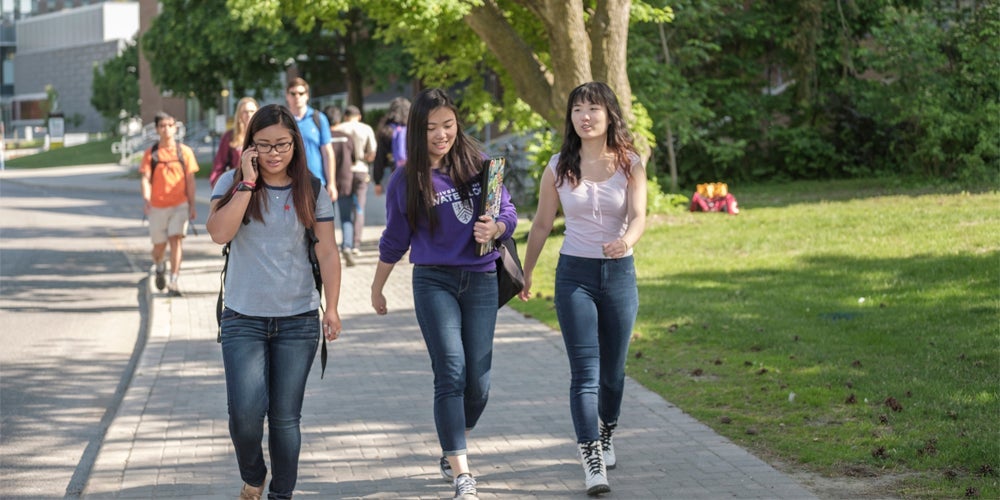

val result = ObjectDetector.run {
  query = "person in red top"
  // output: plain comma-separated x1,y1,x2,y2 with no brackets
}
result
210,97,258,187
139,111,199,296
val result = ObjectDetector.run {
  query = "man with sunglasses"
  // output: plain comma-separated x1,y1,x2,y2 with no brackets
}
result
285,77,336,202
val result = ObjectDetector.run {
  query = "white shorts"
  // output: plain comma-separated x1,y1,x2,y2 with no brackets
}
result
148,203,189,244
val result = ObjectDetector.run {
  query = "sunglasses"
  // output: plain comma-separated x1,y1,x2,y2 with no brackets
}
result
288,91,308,97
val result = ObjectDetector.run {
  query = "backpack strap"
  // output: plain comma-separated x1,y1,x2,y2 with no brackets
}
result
306,175,328,378
216,242,230,343
149,142,187,186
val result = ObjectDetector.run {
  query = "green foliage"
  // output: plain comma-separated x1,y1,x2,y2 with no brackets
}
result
856,3,1000,184
142,0,303,107
645,175,688,213
91,40,140,133
511,180,1000,498
628,0,998,191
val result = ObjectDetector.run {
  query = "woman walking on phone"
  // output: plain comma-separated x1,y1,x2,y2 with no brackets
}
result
369,88,517,499
206,104,342,500
519,82,646,496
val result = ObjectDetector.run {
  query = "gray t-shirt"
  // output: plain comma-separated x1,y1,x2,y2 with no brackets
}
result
212,170,335,317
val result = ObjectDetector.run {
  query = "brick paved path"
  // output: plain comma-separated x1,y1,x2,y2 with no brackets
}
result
12,166,816,499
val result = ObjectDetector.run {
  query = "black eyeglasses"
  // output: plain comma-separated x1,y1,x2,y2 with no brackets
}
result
254,142,293,154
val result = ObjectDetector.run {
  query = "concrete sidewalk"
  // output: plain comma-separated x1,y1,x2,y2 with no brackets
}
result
3,165,817,499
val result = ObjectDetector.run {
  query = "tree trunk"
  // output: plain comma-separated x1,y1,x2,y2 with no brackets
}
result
658,22,678,192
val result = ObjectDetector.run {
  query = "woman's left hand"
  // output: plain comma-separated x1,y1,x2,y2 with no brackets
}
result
473,215,500,244
322,310,341,341
601,238,630,259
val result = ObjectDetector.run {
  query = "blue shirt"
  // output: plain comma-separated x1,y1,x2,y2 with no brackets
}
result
295,107,332,185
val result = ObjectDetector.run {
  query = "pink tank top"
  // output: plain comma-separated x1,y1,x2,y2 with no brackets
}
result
549,153,637,259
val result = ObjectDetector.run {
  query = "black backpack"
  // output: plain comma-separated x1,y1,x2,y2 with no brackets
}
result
215,175,328,377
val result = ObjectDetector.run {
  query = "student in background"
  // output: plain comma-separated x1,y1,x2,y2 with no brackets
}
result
333,105,377,262
210,97,258,187
284,77,336,202
324,105,358,267
139,111,198,296
518,81,647,496
372,97,410,196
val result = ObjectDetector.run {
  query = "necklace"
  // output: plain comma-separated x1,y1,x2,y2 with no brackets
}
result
268,187,293,212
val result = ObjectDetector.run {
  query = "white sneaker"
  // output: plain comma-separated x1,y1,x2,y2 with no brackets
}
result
599,420,617,469
167,275,181,297
578,441,610,496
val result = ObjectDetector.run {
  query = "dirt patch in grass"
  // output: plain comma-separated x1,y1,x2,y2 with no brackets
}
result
763,454,911,499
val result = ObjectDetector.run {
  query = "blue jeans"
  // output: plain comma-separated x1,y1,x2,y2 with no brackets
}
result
220,308,319,500
412,265,498,456
337,173,368,250
554,254,638,444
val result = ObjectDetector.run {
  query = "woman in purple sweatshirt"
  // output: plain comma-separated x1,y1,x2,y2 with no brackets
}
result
370,88,517,500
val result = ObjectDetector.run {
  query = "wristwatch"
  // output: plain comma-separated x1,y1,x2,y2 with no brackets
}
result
235,183,254,192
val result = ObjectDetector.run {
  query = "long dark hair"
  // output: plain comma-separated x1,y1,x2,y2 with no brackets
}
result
214,104,316,227
555,81,637,187
404,88,483,232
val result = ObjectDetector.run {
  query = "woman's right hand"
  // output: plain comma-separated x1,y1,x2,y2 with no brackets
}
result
241,146,259,184
371,290,388,315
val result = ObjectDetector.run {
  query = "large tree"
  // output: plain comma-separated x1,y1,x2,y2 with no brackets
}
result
228,0,671,139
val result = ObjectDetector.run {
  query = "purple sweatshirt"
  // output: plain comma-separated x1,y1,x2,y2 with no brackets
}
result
379,167,518,272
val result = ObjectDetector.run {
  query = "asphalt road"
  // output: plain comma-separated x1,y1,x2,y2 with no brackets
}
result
0,180,201,498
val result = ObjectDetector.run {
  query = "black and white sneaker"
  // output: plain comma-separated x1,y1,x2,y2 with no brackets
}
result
453,473,477,499
440,456,454,482
578,441,610,496
599,420,618,469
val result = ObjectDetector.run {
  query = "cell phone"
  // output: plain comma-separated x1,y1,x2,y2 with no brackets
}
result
251,156,258,173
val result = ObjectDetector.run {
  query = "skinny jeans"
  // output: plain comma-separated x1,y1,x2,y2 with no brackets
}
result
412,265,498,456
220,308,319,500
554,254,638,443
337,172,368,250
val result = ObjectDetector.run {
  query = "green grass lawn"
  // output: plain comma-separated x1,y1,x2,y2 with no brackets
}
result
509,179,999,499
5,138,119,168
6,139,211,176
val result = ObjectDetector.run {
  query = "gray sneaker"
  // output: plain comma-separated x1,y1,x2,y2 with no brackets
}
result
453,473,477,499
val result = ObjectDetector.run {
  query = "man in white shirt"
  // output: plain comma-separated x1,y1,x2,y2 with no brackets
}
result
333,105,377,257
